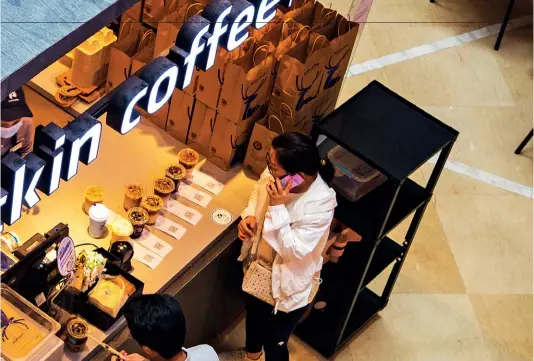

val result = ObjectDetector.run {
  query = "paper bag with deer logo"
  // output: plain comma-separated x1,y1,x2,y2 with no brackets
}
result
267,76,339,135
187,100,216,156
218,42,275,124
208,111,257,170
319,14,359,93
270,30,329,117
243,115,281,176
166,89,195,143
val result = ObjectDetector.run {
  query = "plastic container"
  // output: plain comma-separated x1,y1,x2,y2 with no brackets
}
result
0,285,60,361
328,146,387,202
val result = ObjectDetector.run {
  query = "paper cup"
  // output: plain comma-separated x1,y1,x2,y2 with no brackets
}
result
88,204,109,238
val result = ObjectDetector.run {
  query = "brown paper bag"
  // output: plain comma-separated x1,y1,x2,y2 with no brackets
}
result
186,100,216,156
124,0,167,23
320,15,359,92
218,42,275,123
268,80,339,135
139,103,170,130
106,20,149,92
208,112,256,170
153,1,205,57
195,47,228,109
167,89,195,143
131,34,157,74
243,116,281,176
271,31,329,116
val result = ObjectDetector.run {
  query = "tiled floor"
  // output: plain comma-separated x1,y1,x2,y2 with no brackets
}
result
218,0,533,360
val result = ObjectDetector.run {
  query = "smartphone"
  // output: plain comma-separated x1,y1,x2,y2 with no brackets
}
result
280,174,305,189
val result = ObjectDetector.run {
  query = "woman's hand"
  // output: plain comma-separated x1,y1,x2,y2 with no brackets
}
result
111,351,146,361
267,178,292,206
238,216,257,241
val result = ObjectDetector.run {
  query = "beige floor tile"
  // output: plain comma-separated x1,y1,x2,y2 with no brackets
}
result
341,35,518,108
370,193,467,295
470,294,533,361
424,104,533,186
350,0,533,63
344,294,492,361
422,168,533,294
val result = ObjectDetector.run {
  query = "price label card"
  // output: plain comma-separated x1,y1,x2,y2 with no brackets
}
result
191,170,224,195
136,230,173,258
177,183,212,207
132,242,163,269
165,199,203,225
155,217,187,240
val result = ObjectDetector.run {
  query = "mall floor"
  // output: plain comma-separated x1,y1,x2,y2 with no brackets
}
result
215,0,534,360
21,0,533,359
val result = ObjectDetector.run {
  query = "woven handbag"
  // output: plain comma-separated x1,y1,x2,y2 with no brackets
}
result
242,258,276,306
241,196,276,306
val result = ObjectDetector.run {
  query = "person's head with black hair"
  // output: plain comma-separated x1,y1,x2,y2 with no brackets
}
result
266,132,335,190
123,294,187,361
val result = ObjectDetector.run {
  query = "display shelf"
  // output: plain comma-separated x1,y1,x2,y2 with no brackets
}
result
339,288,382,345
329,173,430,241
299,81,458,359
295,240,400,357
316,81,457,181
295,286,382,358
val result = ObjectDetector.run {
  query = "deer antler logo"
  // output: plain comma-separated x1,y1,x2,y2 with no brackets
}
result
324,48,350,90
241,76,266,120
312,99,334,124
296,71,323,112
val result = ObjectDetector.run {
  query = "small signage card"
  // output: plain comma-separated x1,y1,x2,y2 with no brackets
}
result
164,199,203,225
177,183,212,207
136,229,173,258
133,242,163,269
191,170,224,195
154,217,187,240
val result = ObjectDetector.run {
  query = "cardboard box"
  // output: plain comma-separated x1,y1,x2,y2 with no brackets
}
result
139,102,170,130
208,113,255,170
166,89,195,143
187,100,216,156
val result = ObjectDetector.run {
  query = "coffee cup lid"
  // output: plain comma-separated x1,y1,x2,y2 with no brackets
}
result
89,203,109,220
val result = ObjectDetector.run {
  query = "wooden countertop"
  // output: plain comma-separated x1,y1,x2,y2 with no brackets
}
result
4,115,256,360
1,0,139,100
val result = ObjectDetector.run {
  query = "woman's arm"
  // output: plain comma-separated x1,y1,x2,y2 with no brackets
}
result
240,168,271,219
262,205,334,261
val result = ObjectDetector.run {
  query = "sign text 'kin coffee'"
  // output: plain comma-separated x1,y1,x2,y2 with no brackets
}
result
0,0,290,231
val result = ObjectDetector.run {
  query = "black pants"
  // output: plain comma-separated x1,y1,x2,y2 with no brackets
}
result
245,295,307,361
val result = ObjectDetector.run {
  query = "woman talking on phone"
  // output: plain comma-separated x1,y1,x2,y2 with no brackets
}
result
219,132,337,361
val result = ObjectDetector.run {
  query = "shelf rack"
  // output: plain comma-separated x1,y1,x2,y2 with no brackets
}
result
294,81,459,358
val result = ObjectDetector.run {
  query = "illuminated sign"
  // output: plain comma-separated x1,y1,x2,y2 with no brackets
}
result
0,0,293,230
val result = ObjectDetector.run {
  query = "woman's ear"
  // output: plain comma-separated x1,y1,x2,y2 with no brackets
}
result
141,345,154,356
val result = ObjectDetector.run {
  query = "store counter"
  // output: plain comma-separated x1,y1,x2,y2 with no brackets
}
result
4,115,256,360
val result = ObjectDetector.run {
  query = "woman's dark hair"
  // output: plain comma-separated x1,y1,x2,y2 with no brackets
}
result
123,294,186,359
271,132,335,183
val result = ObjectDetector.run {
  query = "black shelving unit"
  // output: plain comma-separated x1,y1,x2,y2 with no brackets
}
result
295,81,459,358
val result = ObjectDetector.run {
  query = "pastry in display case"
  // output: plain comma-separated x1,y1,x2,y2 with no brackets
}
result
1,285,61,361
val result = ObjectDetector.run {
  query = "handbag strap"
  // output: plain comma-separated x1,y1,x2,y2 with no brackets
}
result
250,186,270,258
